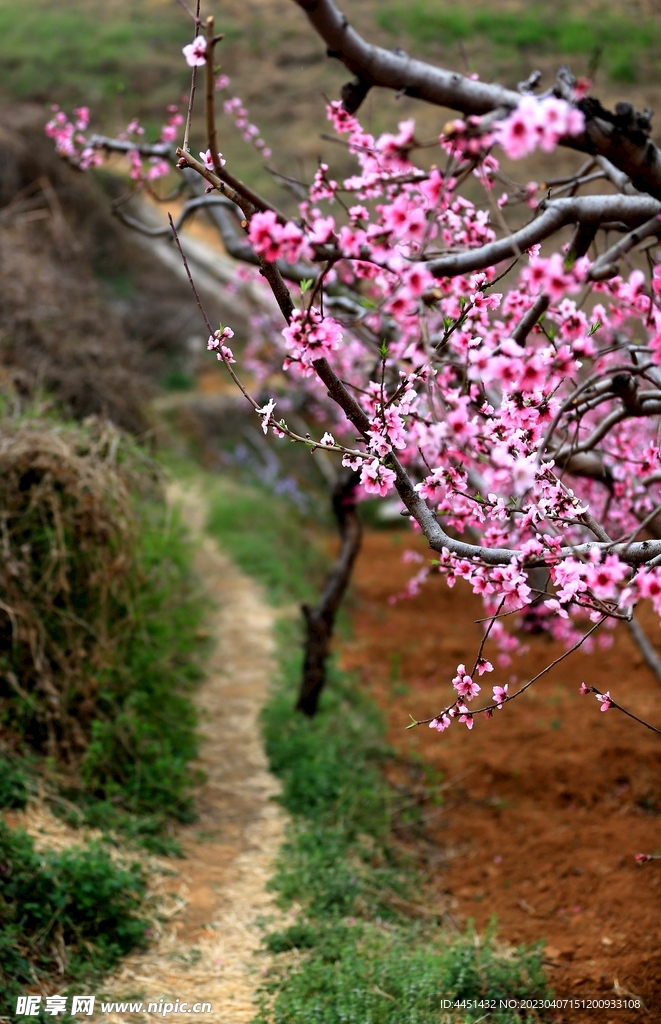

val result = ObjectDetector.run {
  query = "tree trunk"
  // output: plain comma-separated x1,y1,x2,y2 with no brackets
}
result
296,470,362,716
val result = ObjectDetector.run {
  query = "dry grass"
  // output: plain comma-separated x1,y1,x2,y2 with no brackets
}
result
0,409,157,764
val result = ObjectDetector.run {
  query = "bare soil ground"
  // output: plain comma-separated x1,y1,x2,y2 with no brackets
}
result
340,530,661,1024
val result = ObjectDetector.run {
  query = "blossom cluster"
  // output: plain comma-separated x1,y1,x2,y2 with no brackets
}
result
222,93,271,160
235,97,661,732
45,106,102,170
494,95,585,160
47,50,661,739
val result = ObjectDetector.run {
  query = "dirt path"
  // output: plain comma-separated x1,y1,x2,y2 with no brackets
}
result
101,481,287,1023
340,530,661,1024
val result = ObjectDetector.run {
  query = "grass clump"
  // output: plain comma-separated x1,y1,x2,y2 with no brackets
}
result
0,819,147,1019
0,407,205,852
204,477,551,1024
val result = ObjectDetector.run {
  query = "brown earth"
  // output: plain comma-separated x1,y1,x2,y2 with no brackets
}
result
339,530,661,1024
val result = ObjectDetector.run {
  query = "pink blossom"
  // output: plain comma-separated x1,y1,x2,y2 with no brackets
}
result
492,684,508,708
255,398,277,434
147,159,169,180
452,664,481,700
200,149,226,171
494,96,541,159
208,326,235,363
183,35,207,67
360,459,397,497
596,691,613,712
495,96,584,160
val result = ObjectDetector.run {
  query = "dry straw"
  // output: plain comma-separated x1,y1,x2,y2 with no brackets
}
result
0,410,158,766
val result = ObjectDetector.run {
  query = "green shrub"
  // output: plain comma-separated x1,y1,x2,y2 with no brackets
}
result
0,757,29,809
0,820,147,1018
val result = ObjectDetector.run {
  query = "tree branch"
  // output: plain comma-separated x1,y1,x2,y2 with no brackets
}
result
426,195,661,278
588,212,661,280
290,0,661,200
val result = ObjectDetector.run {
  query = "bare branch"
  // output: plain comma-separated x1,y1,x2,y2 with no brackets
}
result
176,148,287,221
204,16,225,178
511,293,549,346
589,213,661,280
426,195,661,278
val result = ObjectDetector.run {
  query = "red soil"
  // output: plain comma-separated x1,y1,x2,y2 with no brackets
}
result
339,530,661,1024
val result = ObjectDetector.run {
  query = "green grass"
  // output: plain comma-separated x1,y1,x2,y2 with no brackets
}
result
204,476,552,1024
77,500,205,828
0,819,147,1020
206,477,328,606
377,3,659,83
0,0,239,130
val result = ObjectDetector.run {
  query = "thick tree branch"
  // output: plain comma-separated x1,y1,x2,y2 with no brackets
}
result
87,135,173,158
589,212,661,280
426,195,661,278
290,0,661,200
511,294,549,346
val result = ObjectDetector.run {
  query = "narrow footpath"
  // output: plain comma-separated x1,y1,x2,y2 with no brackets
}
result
102,482,287,1023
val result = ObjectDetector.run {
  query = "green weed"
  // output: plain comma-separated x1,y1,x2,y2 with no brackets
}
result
0,820,147,1019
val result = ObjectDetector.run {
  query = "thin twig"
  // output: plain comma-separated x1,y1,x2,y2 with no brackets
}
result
182,0,202,153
